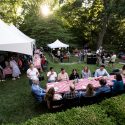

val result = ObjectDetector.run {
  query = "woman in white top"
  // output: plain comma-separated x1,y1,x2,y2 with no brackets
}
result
10,57,21,80
27,63,39,85
82,66,91,78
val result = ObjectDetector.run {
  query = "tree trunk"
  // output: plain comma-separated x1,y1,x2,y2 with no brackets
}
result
97,16,108,49
97,0,110,49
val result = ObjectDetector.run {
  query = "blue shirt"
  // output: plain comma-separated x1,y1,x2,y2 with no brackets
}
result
94,69,110,77
31,84,46,97
112,80,124,93
96,85,111,95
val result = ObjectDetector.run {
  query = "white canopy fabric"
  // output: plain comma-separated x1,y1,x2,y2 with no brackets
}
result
47,39,69,49
0,19,35,55
9,25,36,45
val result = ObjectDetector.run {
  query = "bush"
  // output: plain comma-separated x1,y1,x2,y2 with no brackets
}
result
100,94,125,125
22,106,114,125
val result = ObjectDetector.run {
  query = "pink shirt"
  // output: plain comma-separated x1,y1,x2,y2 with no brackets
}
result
58,72,69,81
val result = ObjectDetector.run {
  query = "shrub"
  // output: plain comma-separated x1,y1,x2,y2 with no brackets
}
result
100,94,125,125
22,106,114,125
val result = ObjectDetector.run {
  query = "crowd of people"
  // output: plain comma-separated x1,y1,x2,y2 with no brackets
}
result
28,63,125,109
52,49,70,62
0,49,47,82
0,47,123,109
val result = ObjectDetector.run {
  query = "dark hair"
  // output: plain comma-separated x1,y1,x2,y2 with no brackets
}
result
61,68,64,71
100,65,105,68
70,85,75,92
122,65,125,70
99,79,107,86
72,69,77,73
50,67,53,70
116,73,123,81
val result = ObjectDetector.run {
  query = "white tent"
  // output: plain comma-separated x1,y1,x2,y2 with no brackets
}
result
9,25,35,45
0,19,35,55
47,39,69,49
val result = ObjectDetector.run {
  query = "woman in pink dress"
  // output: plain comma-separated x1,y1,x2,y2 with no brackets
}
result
10,57,21,80
33,54,42,70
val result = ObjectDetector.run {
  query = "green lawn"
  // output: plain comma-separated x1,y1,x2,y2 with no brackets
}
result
0,54,124,125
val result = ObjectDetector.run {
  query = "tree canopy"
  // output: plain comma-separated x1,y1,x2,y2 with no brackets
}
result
0,0,125,50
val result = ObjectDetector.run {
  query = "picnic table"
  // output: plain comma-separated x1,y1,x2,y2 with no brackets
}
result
47,75,125,94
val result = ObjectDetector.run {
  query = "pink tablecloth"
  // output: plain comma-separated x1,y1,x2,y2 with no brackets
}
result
46,75,125,94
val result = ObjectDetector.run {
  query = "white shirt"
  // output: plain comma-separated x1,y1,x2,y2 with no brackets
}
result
94,69,110,77
111,54,116,62
47,71,57,81
57,50,60,56
27,68,39,80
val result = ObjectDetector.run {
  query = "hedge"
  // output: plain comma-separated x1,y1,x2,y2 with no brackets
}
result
22,105,114,125
100,94,125,125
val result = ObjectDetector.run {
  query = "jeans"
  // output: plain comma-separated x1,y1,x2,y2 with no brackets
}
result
29,79,33,86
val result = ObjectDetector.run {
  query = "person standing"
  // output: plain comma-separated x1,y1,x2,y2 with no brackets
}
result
109,52,116,67
60,52,64,62
27,63,39,85
0,65,5,82
57,50,61,58
10,57,21,80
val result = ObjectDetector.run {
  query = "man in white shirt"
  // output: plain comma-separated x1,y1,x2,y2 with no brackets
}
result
47,67,57,83
110,52,116,67
27,64,39,85
94,65,110,77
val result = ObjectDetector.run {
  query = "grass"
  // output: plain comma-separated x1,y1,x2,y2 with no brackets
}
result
0,53,124,125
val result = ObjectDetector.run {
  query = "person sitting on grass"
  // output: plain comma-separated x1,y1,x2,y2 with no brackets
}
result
69,69,79,80
47,67,57,83
112,73,124,93
45,87,62,109
81,84,96,97
96,79,111,95
31,77,46,102
63,84,80,99
94,65,110,78
58,68,69,82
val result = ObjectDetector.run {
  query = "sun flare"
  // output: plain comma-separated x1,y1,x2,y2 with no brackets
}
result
40,4,50,16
